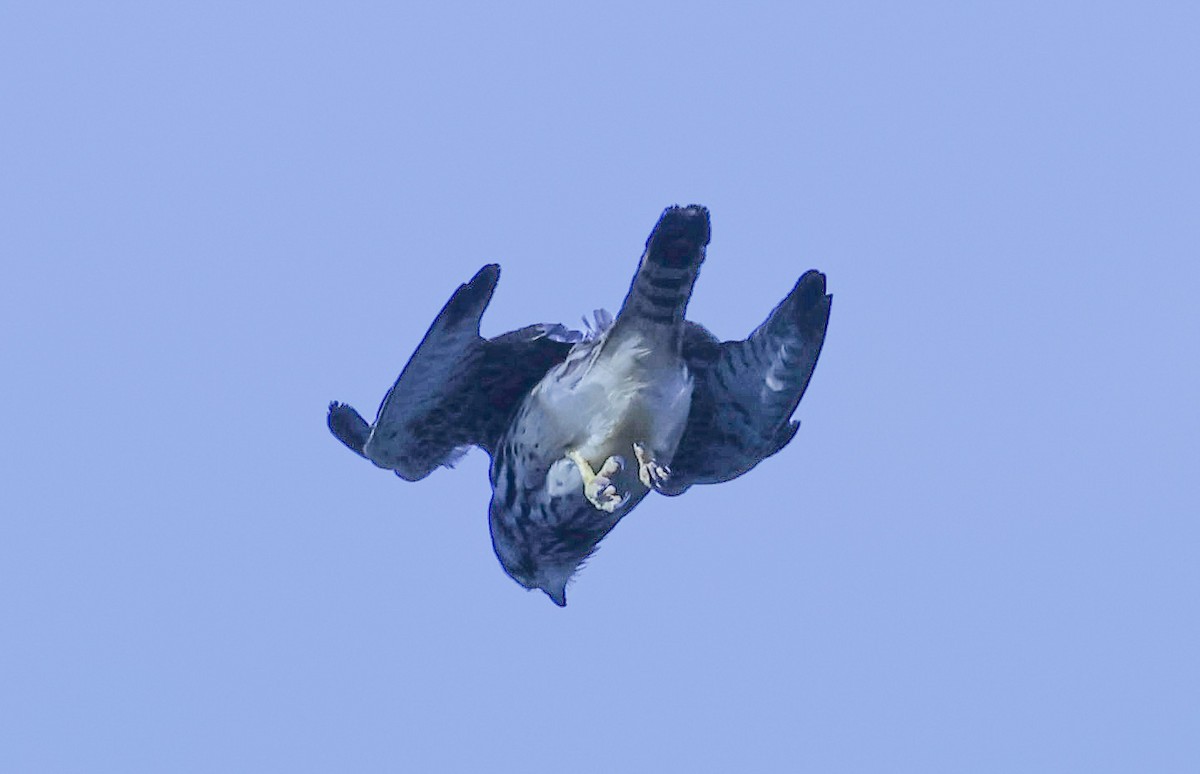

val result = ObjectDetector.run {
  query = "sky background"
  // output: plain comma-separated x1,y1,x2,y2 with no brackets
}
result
3,2,1198,772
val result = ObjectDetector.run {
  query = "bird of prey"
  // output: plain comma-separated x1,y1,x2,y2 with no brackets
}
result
328,206,831,606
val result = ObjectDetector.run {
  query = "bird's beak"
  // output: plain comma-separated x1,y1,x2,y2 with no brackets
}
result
542,585,567,607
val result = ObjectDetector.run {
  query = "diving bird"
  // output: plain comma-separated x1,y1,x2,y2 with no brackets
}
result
328,206,831,606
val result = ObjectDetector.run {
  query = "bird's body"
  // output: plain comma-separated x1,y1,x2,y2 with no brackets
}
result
328,205,832,606
487,330,692,605
509,327,693,501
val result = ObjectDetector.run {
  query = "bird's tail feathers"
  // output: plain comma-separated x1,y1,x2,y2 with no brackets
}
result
615,205,709,328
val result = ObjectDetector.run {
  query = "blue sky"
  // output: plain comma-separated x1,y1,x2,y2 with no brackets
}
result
3,2,1197,771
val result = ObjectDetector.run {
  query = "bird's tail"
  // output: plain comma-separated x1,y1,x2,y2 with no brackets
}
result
615,205,709,329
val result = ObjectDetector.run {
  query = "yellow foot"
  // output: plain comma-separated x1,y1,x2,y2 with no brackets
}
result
633,442,671,490
567,450,630,513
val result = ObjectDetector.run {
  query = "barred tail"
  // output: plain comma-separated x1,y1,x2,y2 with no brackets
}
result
615,205,710,327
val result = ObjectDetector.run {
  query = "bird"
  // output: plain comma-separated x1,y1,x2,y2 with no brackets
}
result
328,205,832,606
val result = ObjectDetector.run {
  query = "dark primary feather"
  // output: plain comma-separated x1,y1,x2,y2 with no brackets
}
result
328,402,370,457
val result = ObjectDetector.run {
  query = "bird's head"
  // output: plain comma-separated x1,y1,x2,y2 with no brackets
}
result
489,508,610,607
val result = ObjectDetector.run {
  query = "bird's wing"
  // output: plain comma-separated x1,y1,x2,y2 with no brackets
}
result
327,264,573,481
661,270,832,495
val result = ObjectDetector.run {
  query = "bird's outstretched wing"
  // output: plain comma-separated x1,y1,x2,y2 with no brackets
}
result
328,265,572,481
661,270,832,495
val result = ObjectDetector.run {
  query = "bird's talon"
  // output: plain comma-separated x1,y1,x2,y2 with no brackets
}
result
567,450,631,512
633,442,671,490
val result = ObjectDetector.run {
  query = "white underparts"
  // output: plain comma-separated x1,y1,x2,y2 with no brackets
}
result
530,328,693,482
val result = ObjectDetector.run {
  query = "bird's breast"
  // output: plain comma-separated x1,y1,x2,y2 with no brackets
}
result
524,331,693,469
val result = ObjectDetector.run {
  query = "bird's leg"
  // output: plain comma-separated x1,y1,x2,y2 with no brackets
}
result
633,442,671,490
566,451,630,513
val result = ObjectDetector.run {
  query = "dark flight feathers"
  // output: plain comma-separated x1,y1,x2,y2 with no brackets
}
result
327,265,571,480
659,269,831,495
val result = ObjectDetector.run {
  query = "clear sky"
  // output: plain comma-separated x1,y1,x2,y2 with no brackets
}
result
3,2,1197,772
